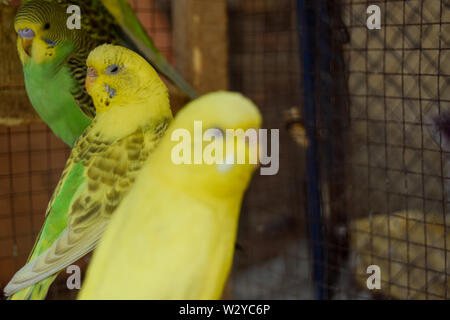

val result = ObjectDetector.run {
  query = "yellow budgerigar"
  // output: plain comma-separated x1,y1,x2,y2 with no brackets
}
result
78,92,262,300
4,44,172,299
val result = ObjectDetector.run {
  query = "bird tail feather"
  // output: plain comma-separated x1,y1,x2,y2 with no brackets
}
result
8,275,57,300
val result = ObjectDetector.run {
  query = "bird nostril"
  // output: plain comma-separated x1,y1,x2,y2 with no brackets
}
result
87,67,98,79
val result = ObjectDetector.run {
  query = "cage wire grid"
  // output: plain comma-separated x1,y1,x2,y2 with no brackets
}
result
332,0,450,299
228,0,310,299
0,0,448,300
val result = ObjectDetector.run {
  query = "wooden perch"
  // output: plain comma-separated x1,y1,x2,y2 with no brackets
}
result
171,0,228,113
172,0,230,297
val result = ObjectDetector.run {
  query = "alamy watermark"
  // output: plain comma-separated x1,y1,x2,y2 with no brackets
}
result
66,5,81,30
170,121,279,176
66,264,81,290
367,5,381,30
366,265,381,290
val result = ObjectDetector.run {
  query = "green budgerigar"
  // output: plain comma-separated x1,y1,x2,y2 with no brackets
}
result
14,0,195,146
4,44,172,299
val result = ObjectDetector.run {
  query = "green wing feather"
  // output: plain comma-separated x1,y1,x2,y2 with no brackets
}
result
4,119,170,298
10,276,57,300
8,162,85,300
6,149,87,299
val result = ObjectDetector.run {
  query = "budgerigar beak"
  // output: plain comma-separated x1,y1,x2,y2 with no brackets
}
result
17,29,35,56
21,38,33,56
85,67,98,92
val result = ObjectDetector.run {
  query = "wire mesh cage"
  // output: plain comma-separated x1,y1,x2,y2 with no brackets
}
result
0,0,448,300
228,0,310,299
309,0,450,299
337,0,449,300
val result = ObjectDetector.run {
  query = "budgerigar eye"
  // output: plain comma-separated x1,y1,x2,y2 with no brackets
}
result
106,64,120,75
43,38,56,46
44,23,50,30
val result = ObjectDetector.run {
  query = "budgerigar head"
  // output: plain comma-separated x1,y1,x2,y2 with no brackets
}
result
151,92,263,199
85,44,169,114
15,0,76,65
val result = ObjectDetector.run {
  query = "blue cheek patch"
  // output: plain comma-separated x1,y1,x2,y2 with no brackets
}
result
104,84,117,99
43,39,56,46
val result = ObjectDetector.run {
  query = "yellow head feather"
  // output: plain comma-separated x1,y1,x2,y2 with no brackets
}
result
149,91,262,200
86,44,169,113
85,44,171,140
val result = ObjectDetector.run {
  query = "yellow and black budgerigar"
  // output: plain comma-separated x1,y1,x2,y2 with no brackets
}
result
14,0,196,146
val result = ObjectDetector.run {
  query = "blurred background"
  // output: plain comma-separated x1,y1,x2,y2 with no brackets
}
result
0,0,449,299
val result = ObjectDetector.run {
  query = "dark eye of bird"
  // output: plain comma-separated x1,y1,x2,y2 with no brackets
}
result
106,64,120,75
44,23,50,30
